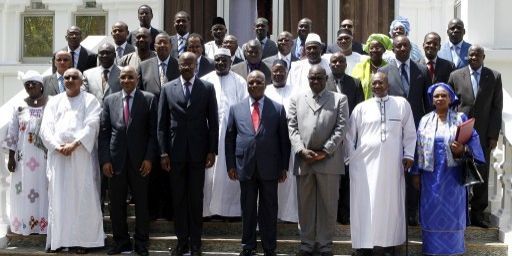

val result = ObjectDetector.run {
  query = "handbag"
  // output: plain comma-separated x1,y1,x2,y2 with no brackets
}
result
462,150,484,187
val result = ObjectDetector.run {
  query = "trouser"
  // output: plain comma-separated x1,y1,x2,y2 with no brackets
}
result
470,145,491,218
337,165,350,223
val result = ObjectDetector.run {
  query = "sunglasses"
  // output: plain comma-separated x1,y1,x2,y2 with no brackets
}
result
24,81,41,86
63,75,81,80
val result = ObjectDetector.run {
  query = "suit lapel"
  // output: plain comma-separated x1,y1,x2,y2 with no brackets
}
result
152,59,161,87
173,80,188,108
476,67,490,100
50,74,60,94
305,91,327,112
462,68,476,102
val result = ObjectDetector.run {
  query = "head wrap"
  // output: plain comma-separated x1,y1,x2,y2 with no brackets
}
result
272,59,288,69
389,16,411,36
363,34,393,53
212,17,226,27
305,33,322,45
18,70,43,84
214,47,231,57
427,82,460,108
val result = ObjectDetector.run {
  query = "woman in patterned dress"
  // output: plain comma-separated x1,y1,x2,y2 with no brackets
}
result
4,70,49,235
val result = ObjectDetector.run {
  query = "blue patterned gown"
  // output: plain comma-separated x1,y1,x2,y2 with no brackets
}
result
417,121,484,255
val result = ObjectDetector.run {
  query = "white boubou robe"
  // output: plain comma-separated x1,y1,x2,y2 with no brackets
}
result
40,91,104,250
345,95,416,248
287,55,332,95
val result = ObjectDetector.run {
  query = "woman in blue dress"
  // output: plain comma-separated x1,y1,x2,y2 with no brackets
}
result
412,83,485,255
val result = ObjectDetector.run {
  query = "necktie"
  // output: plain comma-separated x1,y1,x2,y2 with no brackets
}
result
102,69,109,92
123,95,131,126
116,47,123,60
70,51,75,68
184,81,191,103
58,76,65,93
400,63,410,95
251,101,260,132
299,41,305,59
160,62,167,85
336,79,342,93
178,37,185,55
471,71,479,98
452,45,461,67
427,61,435,81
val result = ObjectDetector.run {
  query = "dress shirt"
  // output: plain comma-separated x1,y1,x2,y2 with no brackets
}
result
67,45,81,68
469,65,482,98
278,52,292,69
115,41,128,58
180,75,196,95
258,37,268,48
295,37,305,58
395,58,411,82
449,41,463,65
249,96,265,116
121,88,135,111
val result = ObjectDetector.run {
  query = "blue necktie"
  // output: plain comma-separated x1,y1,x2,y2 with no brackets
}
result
471,71,479,98
58,76,65,93
178,37,185,55
184,81,191,103
400,63,410,96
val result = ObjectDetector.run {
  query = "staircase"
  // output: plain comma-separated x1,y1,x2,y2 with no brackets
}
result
0,204,508,255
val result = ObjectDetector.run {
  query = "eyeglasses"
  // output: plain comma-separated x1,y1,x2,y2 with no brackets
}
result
56,58,70,62
63,75,80,80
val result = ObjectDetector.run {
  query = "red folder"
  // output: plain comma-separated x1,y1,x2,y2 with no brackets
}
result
455,118,475,144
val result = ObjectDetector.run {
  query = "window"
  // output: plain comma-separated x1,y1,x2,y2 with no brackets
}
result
74,1,107,39
21,1,54,63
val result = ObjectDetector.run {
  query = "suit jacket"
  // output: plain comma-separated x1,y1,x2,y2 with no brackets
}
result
261,39,279,59
418,57,455,84
262,53,299,70
232,56,244,65
138,56,180,100
437,40,471,69
326,74,364,115
83,65,122,104
170,33,189,59
197,56,215,78
98,89,158,174
448,66,503,145
231,61,272,84
225,97,290,181
120,43,136,57
52,46,97,73
43,73,62,96
378,59,431,126
127,26,161,51
288,89,349,175
158,77,219,162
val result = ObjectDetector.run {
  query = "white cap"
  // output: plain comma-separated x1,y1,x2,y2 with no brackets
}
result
215,48,231,57
305,33,322,45
18,70,43,84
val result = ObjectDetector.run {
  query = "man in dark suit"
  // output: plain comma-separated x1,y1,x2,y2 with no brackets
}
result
225,70,290,256
448,45,503,228
138,33,180,100
127,5,161,51
232,40,272,84
263,31,298,71
171,11,190,59
99,66,157,256
378,35,430,226
437,18,472,69
52,26,97,73
111,21,136,63
223,34,244,65
291,18,312,60
186,33,214,78
254,18,278,59
326,52,363,225
419,32,455,84
158,52,219,256
44,51,72,96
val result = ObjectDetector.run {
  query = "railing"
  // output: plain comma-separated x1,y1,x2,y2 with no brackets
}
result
490,89,512,250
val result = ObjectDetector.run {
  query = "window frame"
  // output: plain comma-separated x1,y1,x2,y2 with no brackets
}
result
73,2,108,39
20,11,55,63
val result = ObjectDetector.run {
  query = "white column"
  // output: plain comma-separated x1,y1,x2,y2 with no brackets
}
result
461,0,495,47
271,0,284,41
0,0,30,64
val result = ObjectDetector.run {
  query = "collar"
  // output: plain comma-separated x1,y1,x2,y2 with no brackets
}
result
178,32,189,40
278,52,291,60
250,96,265,106
258,37,268,45
196,55,202,65
309,87,327,98
396,58,411,68
67,45,81,53
375,95,390,102
122,88,136,98
158,55,171,66
449,40,464,49
469,65,482,75
102,65,114,72
56,72,64,79
425,56,437,64
180,75,196,85
333,74,345,81
116,41,128,49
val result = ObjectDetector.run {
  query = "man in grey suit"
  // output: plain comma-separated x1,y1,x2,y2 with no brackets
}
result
263,31,298,71
159,52,219,256
254,18,278,59
44,51,72,96
84,43,122,105
111,21,136,63
170,11,190,59
448,45,503,228
378,35,430,226
232,40,272,84
225,70,290,256
288,65,349,256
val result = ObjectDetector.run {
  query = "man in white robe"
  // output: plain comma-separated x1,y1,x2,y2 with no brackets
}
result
202,48,248,217
40,68,104,252
345,72,416,255
264,59,298,223
287,33,331,94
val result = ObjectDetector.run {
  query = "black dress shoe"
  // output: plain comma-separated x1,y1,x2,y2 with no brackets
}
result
320,252,333,256
240,249,256,256
170,243,189,256
264,249,276,256
471,217,491,228
190,245,202,256
107,242,132,255
134,245,149,256
296,250,313,256
407,215,419,226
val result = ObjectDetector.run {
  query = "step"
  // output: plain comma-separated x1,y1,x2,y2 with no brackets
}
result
4,233,508,256
102,217,500,241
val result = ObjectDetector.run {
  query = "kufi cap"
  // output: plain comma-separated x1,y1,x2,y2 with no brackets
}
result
212,17,226,27
18,70,43,84
305,33,322,45
215,47,231,57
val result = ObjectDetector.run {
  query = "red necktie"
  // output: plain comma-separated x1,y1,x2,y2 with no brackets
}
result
251,101,260,132
123,95,131,126
427,61,435,81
